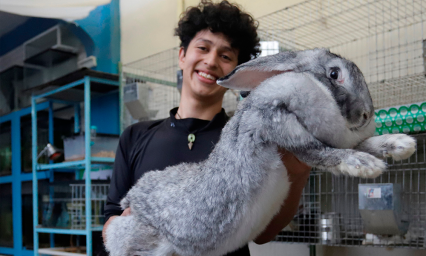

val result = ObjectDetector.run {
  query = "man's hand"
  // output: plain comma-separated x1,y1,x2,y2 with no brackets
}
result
253,147,311,244
102,208,131,244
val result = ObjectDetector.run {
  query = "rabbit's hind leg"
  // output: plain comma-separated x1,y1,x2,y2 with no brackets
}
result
105,215,159,256
105,215,138,256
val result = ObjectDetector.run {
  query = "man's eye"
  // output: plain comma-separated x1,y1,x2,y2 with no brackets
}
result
198,47,207,51
222,55,231,60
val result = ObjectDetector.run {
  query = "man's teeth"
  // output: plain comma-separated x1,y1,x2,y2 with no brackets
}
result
198,71,216,81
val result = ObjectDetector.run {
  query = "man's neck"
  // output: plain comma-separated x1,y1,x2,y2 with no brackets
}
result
177,95,223,121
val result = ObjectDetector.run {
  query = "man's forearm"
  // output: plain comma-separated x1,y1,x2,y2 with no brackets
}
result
253,170,309,244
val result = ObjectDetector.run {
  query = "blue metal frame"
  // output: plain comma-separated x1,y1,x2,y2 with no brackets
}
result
11,109,22,256
84,76,93,256
0,100,53,256
31,76,119,256
0,247,34,256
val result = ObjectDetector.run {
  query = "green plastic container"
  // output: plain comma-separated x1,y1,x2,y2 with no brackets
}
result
374,102,426,135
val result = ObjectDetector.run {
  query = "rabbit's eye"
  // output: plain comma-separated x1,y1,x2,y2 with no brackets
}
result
330,70,339,80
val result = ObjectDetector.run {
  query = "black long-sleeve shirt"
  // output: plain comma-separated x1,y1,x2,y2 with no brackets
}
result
105,107,250,256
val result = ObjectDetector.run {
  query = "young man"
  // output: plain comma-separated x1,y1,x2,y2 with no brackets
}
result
103,1,311,255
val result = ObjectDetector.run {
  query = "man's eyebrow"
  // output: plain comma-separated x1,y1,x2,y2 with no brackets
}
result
222,46,237,55
196,38,237,55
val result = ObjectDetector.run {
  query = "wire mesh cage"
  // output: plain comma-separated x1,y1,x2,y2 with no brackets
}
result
256,0,426,249
120,0,426,249
276,134,426,249
68,183,109,229
257,0,426,110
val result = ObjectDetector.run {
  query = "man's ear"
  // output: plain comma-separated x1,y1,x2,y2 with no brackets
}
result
178,47,185,70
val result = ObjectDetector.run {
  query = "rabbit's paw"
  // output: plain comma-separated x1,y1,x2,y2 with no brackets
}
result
332,152,386,178
383,134,416,161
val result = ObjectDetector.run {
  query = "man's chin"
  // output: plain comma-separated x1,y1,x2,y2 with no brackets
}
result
194,90,226,102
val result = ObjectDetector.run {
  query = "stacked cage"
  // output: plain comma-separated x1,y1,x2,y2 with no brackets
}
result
257,0,426,110
256,0,426,248
68,183,109,229
120,0,426,249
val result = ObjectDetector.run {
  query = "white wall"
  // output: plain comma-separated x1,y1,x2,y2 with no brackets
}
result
120,0,304,64
120,0,179,64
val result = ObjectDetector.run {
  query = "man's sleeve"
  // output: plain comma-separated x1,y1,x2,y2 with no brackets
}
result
104,126,133,221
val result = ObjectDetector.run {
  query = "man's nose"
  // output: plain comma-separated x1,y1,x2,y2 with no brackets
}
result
204,51,218,68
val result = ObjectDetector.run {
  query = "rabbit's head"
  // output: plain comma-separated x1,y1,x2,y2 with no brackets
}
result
217,48,375,148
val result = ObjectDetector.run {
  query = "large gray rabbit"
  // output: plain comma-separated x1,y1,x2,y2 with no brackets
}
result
105,48,416,256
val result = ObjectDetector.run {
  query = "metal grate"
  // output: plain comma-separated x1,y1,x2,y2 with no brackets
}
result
68,184,109,229
276,134,426,249
124,47,180,87
276,174,322,244
257,0,426,109
256,0,426,248
122,48,181,126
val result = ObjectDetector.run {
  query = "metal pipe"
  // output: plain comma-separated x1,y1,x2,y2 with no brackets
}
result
118,61,124,134
75,103,81,134
89,77,120,86
48,101,55,248
31,97,39,256
11,114,22,255
84,76,93,256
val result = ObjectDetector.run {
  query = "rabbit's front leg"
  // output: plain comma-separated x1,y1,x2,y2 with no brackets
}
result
355,134,416,161
293,147,386,178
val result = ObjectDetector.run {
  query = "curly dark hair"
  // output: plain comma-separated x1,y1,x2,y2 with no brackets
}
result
175,0,261,64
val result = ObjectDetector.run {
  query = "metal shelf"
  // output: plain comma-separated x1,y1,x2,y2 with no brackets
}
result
24,69,119,103
35,226,104,235
32,73,120,256
38,247,87,256
37,157,114,170
36,227,87,235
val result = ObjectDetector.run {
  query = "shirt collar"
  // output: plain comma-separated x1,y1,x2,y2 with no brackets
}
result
169,107,229,133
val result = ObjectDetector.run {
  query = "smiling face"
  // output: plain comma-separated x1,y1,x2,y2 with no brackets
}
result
178,29,239,105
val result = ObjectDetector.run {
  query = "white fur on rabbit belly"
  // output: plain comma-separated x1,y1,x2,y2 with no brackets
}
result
209,156,290,256
106,154,290,256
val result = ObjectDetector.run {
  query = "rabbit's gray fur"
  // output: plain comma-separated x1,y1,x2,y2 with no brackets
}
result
105,48,416,256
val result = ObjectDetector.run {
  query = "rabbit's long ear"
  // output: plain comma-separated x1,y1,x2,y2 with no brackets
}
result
217,51,299,91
